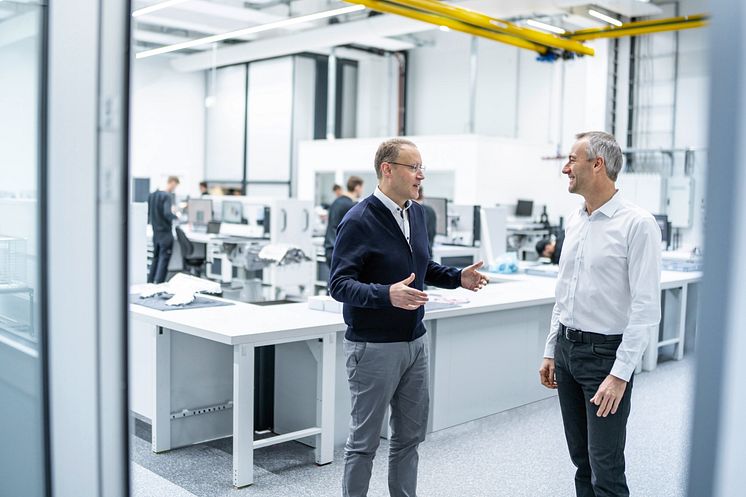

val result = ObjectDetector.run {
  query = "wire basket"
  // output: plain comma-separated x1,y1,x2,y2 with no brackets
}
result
0,236,27,285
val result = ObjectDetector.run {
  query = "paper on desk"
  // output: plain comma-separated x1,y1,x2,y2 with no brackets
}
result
426,293,470,305
164,292,195,306
131,273,221,306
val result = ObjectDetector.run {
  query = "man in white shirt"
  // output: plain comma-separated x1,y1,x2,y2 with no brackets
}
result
539,131,661,497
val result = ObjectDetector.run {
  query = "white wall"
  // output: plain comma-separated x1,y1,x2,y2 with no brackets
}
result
298,135,589,226
356,53,397,138
130,57,205,197
674,0,710,250
404,30,609,150
406,31,472,135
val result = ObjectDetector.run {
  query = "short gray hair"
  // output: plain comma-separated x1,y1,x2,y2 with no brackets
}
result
575,131,623,181
374,138,416,179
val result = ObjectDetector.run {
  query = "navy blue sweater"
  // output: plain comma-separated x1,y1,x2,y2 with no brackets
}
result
328,194,462,343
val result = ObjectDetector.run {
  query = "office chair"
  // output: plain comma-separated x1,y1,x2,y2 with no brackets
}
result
175,226,205,277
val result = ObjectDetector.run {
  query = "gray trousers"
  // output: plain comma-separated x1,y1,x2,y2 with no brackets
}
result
343,335,430,497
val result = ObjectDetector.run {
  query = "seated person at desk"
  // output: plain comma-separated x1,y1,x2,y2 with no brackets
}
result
536,231,564,264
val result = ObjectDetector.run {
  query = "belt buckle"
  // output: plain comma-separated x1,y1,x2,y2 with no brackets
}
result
566,327,581,342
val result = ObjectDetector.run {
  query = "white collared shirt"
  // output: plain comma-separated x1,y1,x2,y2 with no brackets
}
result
374,186,412,247
544,191,662,381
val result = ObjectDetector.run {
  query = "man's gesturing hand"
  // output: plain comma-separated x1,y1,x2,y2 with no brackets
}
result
460,260,489,291
389,273,429,310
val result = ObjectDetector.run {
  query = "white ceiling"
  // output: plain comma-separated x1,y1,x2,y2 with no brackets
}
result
126,0,664,67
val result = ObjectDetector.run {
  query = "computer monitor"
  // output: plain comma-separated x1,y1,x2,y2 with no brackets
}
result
515,199,534,218
653,214,671,248
423,196,448,236
207,221,221,234
222,200,243,224
188,198,213,225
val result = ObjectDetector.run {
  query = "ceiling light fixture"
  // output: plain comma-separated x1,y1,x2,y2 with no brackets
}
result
136,4,366,59
132,0,189,18
526,19,566,35
588,9,623,27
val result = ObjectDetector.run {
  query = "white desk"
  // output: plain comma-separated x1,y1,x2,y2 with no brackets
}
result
130,269,701,481
130,298,342,488
484,269,702,372
651,271,702,370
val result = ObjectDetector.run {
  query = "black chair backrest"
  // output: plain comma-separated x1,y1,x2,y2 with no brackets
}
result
175,226,194,259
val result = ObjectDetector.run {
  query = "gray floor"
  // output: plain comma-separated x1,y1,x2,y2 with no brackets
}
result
131,357,692,497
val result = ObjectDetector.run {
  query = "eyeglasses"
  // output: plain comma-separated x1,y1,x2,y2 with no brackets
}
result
389,161,426,173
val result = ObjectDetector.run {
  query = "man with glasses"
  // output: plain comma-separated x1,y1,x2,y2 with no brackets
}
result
329,138,488,497
538,131,661,497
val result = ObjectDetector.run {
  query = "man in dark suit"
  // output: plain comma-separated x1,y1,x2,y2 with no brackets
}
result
329,138,489,497
323,176,364,268
147,176,179,283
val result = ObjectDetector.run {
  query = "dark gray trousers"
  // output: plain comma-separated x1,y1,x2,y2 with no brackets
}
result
555,333,633,497
342,335,430,497
148,230,173,284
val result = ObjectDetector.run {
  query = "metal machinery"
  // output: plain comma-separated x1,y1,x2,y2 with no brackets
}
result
203,197,315,302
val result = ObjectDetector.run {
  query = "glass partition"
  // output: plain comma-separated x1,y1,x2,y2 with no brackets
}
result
0,2,48,495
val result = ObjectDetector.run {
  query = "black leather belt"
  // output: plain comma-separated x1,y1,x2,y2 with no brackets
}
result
559,323,622,344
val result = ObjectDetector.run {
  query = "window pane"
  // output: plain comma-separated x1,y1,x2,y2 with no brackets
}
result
0,2,48,496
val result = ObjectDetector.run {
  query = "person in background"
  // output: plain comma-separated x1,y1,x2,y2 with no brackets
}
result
324,176,364,268
535,231,565,265
199,181,209,197
329,138,488,497
333,183,343,198
539,131,661,497
415,187,437,256
147,176,180,284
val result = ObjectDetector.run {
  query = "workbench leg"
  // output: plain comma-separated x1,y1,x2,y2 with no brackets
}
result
675,284,688,360
315,333,336,465
152,326,171,452
233,343,254,488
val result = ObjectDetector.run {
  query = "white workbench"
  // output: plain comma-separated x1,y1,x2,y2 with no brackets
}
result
130,298,342,488
129,269,701,487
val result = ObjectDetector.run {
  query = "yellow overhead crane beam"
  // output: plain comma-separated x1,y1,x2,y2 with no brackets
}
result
345,0,595,57
567,14,708,41
349,0,549,53
345,1,708,60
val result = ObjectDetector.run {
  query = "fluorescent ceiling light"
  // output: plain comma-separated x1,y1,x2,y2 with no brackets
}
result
526,19,566,35
132,0,189,18
588,9,623,27
136,4,366,59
